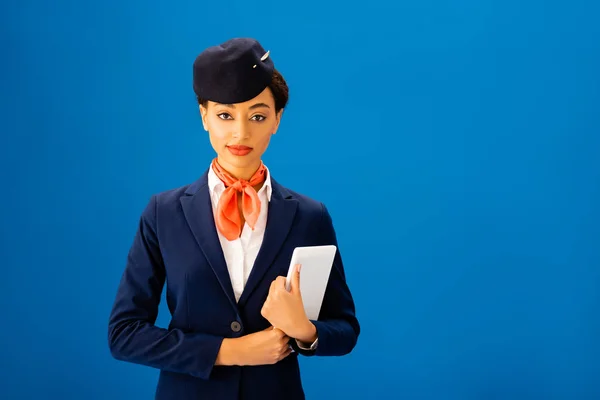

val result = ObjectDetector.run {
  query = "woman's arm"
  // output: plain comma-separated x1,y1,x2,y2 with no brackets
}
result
290,203,361,356
107,195,224,380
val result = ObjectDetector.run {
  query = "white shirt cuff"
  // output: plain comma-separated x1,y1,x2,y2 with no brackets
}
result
295,337,318,351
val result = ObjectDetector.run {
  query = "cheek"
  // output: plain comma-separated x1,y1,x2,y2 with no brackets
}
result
253,131,273,150
253,122,276,145
207,122,230,145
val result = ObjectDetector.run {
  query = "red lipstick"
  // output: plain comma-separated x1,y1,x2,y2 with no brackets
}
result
227,145,253,156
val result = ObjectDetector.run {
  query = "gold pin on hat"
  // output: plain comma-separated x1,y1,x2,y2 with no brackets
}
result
253,50,270,68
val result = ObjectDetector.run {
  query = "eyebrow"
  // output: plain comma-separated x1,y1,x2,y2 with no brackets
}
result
219,102,271,110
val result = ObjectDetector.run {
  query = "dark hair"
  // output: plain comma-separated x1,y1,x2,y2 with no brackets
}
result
197,69,289,112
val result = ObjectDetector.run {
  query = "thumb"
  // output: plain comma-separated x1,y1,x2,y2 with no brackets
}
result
291,264,302,294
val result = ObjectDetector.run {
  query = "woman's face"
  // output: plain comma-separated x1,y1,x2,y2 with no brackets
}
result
200,87,282,178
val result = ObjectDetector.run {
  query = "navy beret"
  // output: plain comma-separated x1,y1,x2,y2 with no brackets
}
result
193,38,275,104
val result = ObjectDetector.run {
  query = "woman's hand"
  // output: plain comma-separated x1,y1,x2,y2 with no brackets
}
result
260,264,317,344
217,326,291,366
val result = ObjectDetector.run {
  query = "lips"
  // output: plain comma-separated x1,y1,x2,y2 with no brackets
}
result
227,145,253,156
227,145,252,150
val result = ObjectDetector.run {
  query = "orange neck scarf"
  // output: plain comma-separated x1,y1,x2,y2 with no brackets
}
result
211,158,267,241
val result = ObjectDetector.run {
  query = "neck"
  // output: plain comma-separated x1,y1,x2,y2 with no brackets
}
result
216,157,262,181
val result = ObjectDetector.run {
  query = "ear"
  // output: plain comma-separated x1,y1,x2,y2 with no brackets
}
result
199,104,208,131
272,109,284,135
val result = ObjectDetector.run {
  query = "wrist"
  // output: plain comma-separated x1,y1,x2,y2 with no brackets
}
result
295,320,317,344
215,338,241,366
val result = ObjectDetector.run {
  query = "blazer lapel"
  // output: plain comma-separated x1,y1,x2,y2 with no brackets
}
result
238,179,298,306
180,171,238,312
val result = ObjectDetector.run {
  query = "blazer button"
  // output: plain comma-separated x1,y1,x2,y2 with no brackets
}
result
230,321,242,332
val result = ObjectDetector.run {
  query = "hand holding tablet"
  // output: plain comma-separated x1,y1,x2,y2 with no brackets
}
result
285,245,337,321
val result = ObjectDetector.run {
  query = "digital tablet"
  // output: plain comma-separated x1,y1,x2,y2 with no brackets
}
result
285,245,337,320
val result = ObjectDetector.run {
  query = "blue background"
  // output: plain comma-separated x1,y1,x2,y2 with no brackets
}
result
1,0,599,398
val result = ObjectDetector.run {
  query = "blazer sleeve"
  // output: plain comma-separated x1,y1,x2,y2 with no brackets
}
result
108,195,223,380
290,203,360,356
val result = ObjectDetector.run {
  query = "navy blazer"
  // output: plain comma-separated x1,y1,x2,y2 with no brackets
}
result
108,169,360,399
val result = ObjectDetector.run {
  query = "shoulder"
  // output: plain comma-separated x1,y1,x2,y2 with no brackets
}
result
134,185,187,223
152,184,192,205
272,178,331,221
274,180,340,246
147,170,210,210
138,173,206,220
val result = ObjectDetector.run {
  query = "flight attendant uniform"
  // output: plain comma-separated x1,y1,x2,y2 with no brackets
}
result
108,37,360,400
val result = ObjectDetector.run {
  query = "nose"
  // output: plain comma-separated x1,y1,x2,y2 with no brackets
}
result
232,119,251,139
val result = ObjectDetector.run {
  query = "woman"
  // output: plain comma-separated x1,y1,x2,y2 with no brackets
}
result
108,37,360,400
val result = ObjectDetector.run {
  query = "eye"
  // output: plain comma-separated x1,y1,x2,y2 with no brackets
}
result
217,113,233,120
251,115,266,122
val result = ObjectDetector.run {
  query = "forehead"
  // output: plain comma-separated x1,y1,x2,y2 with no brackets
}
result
209,87,275,109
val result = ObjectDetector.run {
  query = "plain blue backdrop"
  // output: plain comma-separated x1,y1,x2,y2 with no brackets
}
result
1,0,599,398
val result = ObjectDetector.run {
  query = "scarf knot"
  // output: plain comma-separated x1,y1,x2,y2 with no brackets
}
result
231,180,248,192
211,159,267,241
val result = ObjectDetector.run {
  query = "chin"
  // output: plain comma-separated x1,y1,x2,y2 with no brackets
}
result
221,154,258,167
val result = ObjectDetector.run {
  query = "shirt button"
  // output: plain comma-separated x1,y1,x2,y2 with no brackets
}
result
230,321,242,332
